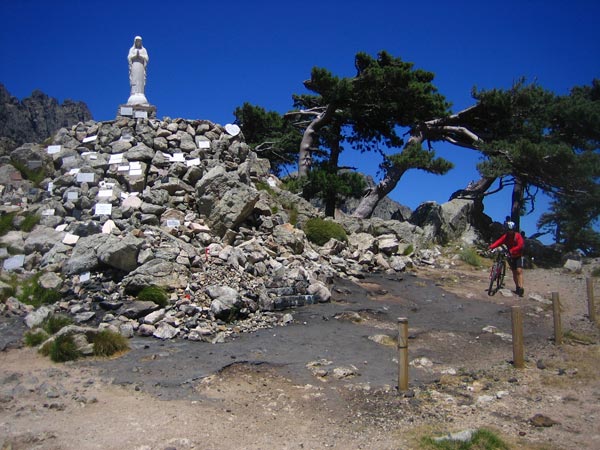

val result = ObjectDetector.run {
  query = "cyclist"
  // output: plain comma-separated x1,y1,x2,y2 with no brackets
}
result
489,220,525,297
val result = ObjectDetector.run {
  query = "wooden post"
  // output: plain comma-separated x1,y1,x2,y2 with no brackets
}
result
587,277,596,323
397,317,409,392
511,306,524,368
552,292,562,345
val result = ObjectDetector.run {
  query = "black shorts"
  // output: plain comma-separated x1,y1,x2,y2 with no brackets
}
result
507,256,525,270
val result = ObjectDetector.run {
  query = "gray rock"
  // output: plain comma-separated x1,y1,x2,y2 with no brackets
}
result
24,306,53,329
153,322,178,340
122,259,190,294
97,234,142,273
63,234,110,275
119,301,159,320
207,285,242,322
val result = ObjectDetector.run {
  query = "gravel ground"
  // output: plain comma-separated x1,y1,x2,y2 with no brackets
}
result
1,259,599,450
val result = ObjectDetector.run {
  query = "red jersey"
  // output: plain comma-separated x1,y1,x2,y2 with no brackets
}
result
489,232,525,258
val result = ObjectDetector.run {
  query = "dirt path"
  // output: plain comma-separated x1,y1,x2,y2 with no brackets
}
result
1,262,599,449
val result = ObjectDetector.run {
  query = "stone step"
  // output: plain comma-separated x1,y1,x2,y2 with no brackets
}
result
272,294,316,311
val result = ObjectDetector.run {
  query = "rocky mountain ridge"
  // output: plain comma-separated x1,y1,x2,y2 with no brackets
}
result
0,114,498,349
0,83,92,155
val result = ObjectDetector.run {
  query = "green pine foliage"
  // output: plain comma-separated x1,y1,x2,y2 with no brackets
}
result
233,102,301,176
303,218,347,246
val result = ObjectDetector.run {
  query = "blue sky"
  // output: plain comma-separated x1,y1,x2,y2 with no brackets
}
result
1,0,598,242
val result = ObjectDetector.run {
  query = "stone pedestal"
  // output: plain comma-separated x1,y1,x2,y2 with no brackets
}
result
117,103,157,119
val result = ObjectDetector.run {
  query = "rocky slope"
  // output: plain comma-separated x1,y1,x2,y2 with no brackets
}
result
0,113,514,350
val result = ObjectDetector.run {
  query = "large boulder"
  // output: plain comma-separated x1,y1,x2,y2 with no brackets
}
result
63,234,110,275
196,167,260,236
122,259,190,294
96,234,143,273
410,198,489,245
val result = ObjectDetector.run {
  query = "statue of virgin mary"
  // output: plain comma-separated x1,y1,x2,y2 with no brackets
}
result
127,36,149,105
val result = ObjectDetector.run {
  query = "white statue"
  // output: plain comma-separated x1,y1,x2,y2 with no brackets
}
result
127,36,149,105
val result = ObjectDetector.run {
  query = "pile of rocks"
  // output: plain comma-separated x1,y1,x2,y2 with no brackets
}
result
0,116,449,343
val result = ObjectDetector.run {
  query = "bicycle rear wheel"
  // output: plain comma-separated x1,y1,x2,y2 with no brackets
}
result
496,260,506,291
488,263,498,295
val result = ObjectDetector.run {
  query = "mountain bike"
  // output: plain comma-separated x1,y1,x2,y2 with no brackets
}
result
488,245,508,296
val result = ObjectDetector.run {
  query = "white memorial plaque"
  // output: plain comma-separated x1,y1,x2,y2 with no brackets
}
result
224,123,241,136
66,191,79,201
166,219,181,228
47,145,61,154
108,153,124,164
55,224,68,232
62,156,76,165
170,153,185,162
117,165,130,172
197,140,211,149
98,189,113,198
94,203,112,215
134,110,148,119
77,172,95,183
120,106,133,116
47,182,54,193
120,192,139,199
3,254,25,271
129,168,143,176
62,233,80,245
82,135,97,143
129,161,142,170
79,272,91,283
186,158,200,167
69,168,81,175
41,209,55,216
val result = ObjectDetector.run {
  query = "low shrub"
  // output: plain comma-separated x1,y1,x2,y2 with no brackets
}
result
137,285,168,307
92,330,129,357
421,428,509,450
47,334,81,362
24,329,49,347
303,218,347,246
459,247,482,267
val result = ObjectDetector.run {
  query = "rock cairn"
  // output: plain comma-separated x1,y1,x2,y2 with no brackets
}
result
0,116,447,343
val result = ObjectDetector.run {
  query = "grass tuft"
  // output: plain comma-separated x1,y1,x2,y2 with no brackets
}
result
92,330,129,357
42,314,73,335
17,273,61,308
137,285,169,307
24,329,49,347
421,428,509,450
459,247,483,267
47,334,81,362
